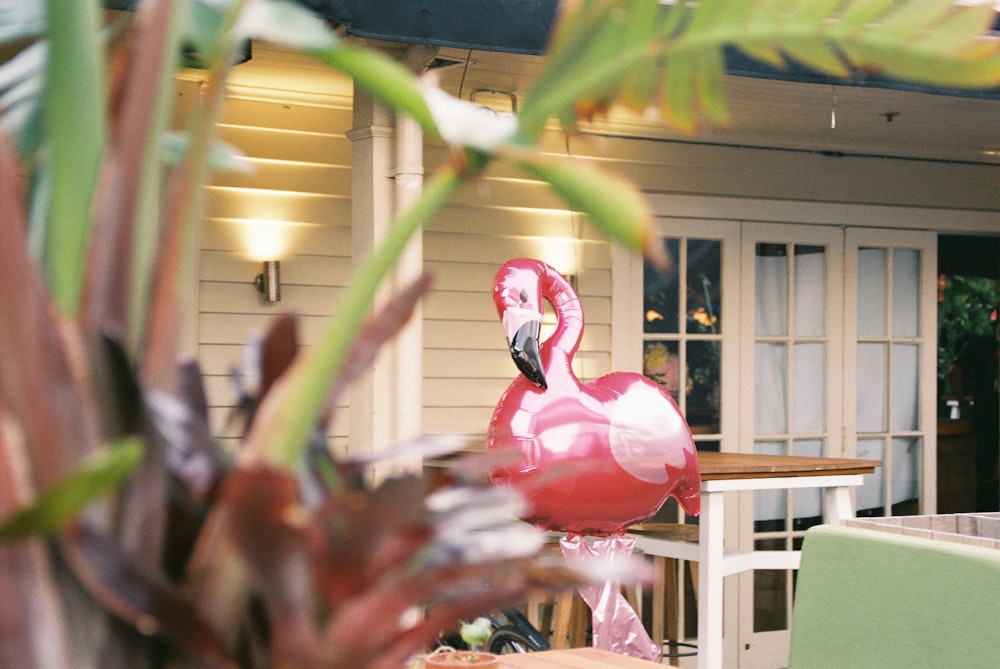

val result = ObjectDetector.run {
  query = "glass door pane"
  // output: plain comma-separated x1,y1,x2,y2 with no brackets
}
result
846,229,936,517
644,234,724,434
639,218,739,647
740,223,843,644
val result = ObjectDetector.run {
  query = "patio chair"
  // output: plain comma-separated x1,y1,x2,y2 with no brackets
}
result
787,524,1000,669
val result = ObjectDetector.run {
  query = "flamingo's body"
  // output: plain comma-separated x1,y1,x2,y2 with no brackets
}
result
487,258,700,535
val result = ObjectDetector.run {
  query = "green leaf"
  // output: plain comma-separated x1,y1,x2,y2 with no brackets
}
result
518,0,657,139
696,48,728,127
0,438,144,541
247,164,465,468
663,55,696,131
917,6,999,58
832,0,899,36
780,40,850,77
184,0,227,66
876,0,954,41
314,43,436,137
787,0,844,27
516,156,654,259
844,43,1000,89
42,0,106,315
742,0,796,32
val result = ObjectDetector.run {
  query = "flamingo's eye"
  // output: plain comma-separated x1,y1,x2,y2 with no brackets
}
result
519,289,528,303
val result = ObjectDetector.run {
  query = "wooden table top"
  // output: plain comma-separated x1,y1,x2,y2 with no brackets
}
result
495,647,664,667
696,451,880,480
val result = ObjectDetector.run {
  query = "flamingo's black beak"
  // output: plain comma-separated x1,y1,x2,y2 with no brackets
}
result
509,319,547,389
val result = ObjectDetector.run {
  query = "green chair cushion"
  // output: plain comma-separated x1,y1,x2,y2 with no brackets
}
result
788,524,1000,669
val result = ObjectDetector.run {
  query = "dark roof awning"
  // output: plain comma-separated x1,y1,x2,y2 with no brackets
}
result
313,0,1000,99
302,0,560,54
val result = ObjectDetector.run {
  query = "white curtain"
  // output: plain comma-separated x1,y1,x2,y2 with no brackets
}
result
754,250,827,520
752,246,920,520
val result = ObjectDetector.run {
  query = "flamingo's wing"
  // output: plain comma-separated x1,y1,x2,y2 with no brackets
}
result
607,379,693,484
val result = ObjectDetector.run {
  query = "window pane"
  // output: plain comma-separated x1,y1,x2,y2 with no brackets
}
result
857,343,887,432
687,340,721,433
755,440,787,525
793,439,823,457
753,565,788,633
892,436,921,512
794,245,826,336
756,243,788,336
858,247,887,337
755,342,787,434
856,438,886,514
644,238,680,334
792,342,826,433
642,340,680,402
892,249,920,337
891,343,920,431
687,239,722,334
792,439,824,521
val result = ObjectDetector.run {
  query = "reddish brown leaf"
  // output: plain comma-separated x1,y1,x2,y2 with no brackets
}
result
324,274,434,423
219,467,323,667
259,313,300,400
0,133,100,489
312,473,430,606
0,405,75,669
82,0,183,343
58,521,234,667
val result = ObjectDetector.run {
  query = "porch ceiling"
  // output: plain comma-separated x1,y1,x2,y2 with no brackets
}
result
303,1,1000,167
243,39,1000,168
429,46,1000,167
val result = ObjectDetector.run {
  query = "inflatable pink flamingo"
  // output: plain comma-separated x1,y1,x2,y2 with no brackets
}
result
487,258,700,536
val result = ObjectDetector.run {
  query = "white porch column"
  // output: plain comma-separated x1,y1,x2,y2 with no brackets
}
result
391,109,425,476
347,56,429,482
347,89,397,480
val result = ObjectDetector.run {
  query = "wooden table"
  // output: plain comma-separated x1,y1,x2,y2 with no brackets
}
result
627,451,880,669
496,647,665,667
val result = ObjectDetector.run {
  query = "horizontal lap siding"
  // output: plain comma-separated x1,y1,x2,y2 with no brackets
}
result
422,137,615,439
191,68,354,450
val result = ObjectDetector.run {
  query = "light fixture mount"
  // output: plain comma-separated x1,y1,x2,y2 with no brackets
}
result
255,260,281,302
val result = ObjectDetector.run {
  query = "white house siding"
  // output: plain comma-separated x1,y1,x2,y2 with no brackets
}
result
180,60,356,453
421,139,616,439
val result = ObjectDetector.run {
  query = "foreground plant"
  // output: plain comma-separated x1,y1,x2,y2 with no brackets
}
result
0,1,998,669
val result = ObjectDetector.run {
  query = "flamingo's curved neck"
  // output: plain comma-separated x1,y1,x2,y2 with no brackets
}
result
540,266,583,371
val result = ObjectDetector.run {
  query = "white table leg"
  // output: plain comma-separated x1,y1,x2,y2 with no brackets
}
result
697,489,725,669
823,485,855,525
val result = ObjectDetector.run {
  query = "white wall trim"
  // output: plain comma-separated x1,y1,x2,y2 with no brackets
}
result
645,193,1000,232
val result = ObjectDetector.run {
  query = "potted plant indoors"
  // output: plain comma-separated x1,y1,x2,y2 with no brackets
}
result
422,618,500,668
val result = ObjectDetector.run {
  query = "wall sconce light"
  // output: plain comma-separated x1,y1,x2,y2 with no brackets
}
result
255,261,281,302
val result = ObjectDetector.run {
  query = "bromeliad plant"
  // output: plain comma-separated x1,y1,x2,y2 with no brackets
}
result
0,1,998,669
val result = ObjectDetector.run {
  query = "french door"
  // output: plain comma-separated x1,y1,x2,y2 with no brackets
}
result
736,223,845,667
639,218,937,668
737,223,936,668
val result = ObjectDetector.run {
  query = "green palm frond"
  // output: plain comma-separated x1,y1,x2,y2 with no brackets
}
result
43,0,106,315
518,0,1000,137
